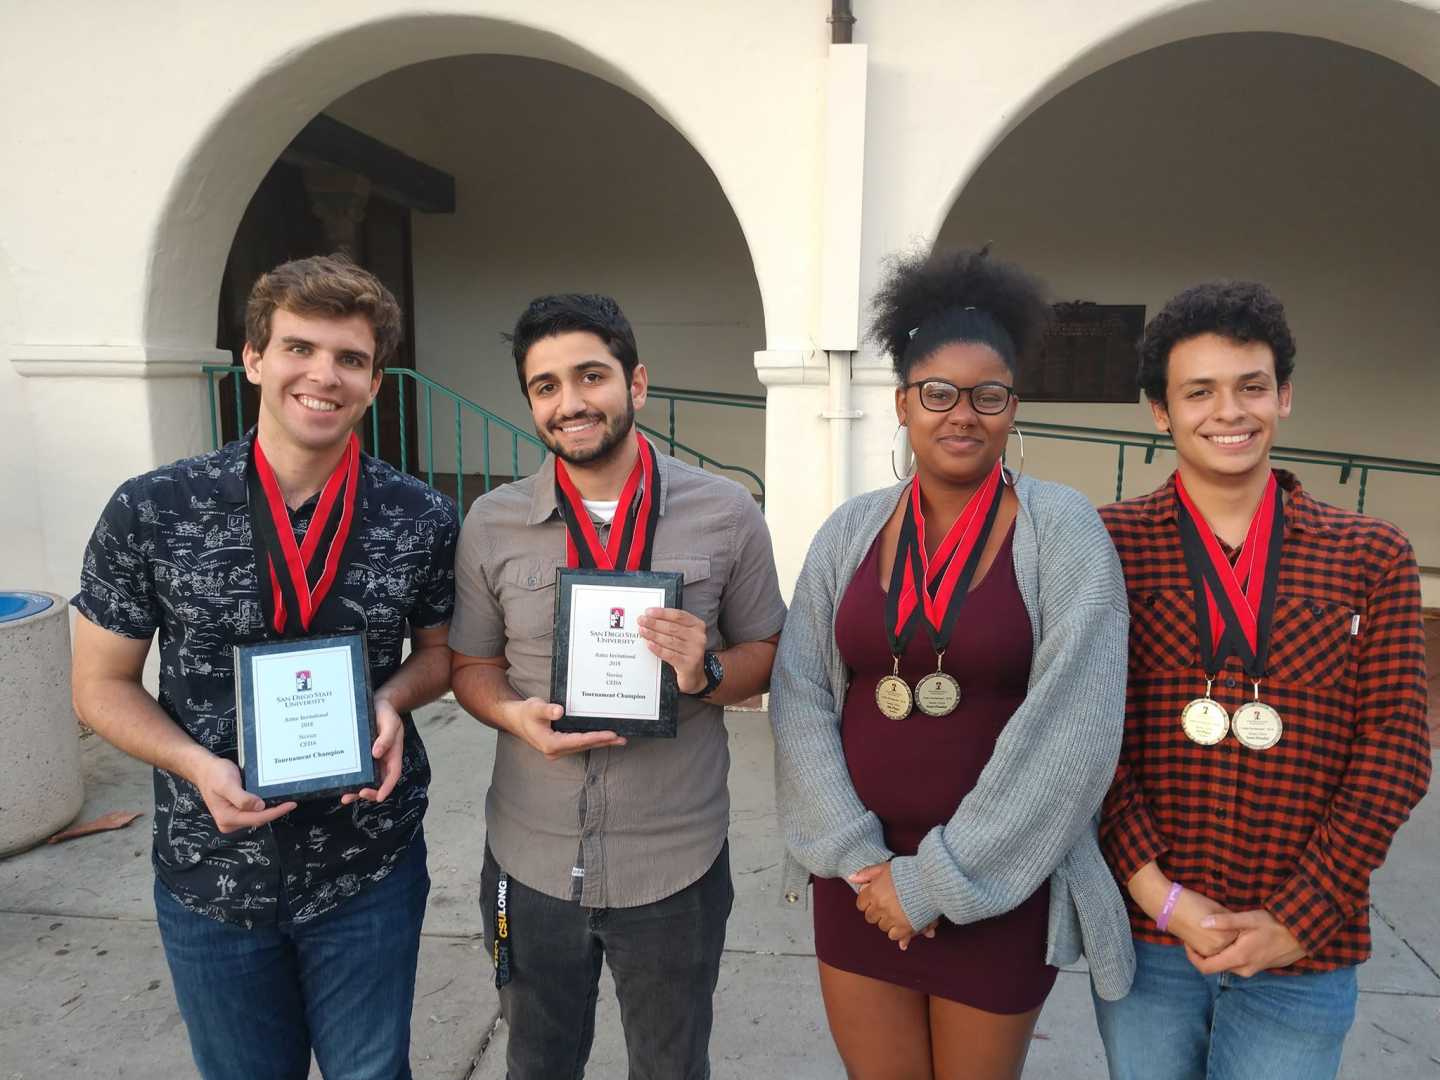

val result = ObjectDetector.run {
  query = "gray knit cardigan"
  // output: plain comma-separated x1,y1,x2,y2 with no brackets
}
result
770,475,1136,1000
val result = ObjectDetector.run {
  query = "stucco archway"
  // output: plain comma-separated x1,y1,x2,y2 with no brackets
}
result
141,13,767,487
932,18,1440,564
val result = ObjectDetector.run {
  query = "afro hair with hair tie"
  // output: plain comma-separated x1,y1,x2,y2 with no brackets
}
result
868,246,1051,383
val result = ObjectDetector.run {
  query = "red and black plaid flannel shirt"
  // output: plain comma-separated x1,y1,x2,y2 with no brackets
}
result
1099,470,1431,972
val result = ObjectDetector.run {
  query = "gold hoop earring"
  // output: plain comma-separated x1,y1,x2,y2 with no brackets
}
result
891,424,915,481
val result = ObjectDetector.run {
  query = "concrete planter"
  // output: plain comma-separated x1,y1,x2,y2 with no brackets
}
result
0,592,83,855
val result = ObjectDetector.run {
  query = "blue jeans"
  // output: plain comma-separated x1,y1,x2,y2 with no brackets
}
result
480,841,733,1080
155,833,430,1080
1093,940,1357,1080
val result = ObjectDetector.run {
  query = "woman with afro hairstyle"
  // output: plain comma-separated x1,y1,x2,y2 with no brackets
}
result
771,247,1135,1078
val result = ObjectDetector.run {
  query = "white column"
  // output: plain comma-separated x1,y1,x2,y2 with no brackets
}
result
818,43,869,509
755,43,871,600
755,349,829,599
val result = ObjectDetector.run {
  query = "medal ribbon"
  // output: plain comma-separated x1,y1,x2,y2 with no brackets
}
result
1174,471,1285,679
248,433,361,636
554,431,661,571
884,461,1006,658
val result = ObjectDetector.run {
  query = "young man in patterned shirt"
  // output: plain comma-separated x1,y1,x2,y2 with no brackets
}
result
71,255,458,1079
1093,281,1431,1079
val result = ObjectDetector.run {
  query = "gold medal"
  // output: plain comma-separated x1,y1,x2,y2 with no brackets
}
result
914,653,961,716
876,657,913,720
1181,679,1230,746
1232,682,1282,750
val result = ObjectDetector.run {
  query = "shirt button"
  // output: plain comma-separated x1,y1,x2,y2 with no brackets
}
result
587,775,599,787
582,827,594,838
527,576,537,586
1311,603,1324,615
1225,677,1238,689
785,891,800,905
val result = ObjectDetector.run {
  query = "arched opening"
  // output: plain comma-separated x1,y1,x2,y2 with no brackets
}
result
935,30,1440,566
145,17,766,502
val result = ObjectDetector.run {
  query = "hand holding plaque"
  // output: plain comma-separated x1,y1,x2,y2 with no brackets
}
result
190,752,298,833
507,695,628,761
235,632,378,802
635,606,709,694
551,569,684,738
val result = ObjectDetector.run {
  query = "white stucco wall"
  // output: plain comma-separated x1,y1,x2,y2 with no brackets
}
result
935,32,1440,564
1,0,826,598
324,54,767,485
0,251,47,591
3,0,1439,598
845,0,1440,501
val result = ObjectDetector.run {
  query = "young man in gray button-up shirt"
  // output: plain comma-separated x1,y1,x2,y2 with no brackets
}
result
450,294,786,1080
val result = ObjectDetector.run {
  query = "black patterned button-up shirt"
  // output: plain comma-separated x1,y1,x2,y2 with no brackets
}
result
73,435,458,928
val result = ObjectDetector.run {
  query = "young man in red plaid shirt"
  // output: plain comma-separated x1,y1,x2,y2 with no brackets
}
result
1092,281,1431,1079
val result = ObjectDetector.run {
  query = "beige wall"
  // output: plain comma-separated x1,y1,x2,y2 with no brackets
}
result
937,32,1440,566
0,252,47,590
5,1,1440,597
327,54,767,488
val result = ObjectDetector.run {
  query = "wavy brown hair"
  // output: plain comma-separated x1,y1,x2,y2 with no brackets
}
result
245,254,403,371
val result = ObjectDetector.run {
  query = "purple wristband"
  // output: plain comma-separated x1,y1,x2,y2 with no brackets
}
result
1155,882,1184,932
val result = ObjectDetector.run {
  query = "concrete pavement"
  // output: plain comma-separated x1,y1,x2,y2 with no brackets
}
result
3,703,1437,1078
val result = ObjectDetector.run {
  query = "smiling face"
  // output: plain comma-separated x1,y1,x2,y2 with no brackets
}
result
521,330,647,466
897,341,1017,488
1151,332,1292,485
242,307,381,457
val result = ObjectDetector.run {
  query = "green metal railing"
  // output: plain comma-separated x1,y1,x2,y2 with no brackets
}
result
645,384,765,451
641,385,766,503
202,368,767,511
1015,420,1440,511
636,422,765,504
204,366,547,518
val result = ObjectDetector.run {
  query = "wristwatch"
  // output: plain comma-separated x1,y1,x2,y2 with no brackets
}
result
688,651,724,699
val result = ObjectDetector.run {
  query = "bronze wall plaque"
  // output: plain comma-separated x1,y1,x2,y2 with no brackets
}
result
1017,302,1145,403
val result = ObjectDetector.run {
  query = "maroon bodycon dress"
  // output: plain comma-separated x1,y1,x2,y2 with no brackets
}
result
811,523,1058,1014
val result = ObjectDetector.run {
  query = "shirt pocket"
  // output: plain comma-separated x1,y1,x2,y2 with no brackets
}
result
502,557,562,640
1264,597,1355,689
651,554,719,642
1129,589,1199,674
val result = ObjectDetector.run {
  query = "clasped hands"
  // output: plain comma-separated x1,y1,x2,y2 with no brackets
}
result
848,862,938,952
1130,864,1307,977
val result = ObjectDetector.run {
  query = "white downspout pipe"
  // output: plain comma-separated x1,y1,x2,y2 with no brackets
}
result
817,42,868,508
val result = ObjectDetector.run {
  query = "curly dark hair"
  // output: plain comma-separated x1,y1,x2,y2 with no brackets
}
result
1138,281,1296,402
867,246,1051,382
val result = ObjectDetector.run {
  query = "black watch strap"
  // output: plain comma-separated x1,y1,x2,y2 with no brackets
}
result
690,651,724,698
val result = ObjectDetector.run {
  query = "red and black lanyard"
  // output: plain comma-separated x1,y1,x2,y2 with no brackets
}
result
554,431,661,571
884,461,1006,660
247,433,362,637
1174,471,1285,681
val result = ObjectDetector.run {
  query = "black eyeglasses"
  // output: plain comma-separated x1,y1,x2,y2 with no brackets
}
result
902,379,1015,414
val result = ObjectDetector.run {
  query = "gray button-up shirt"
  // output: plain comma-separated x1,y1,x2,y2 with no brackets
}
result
450,451,786,907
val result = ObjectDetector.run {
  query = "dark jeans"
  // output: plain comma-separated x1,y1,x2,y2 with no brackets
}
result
154,833,430,1080
480,841,734,1080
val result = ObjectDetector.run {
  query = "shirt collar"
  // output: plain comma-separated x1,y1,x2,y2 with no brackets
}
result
526,444,672,526
216,429,373,511
1148,468,1327,535
216,432,254,505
